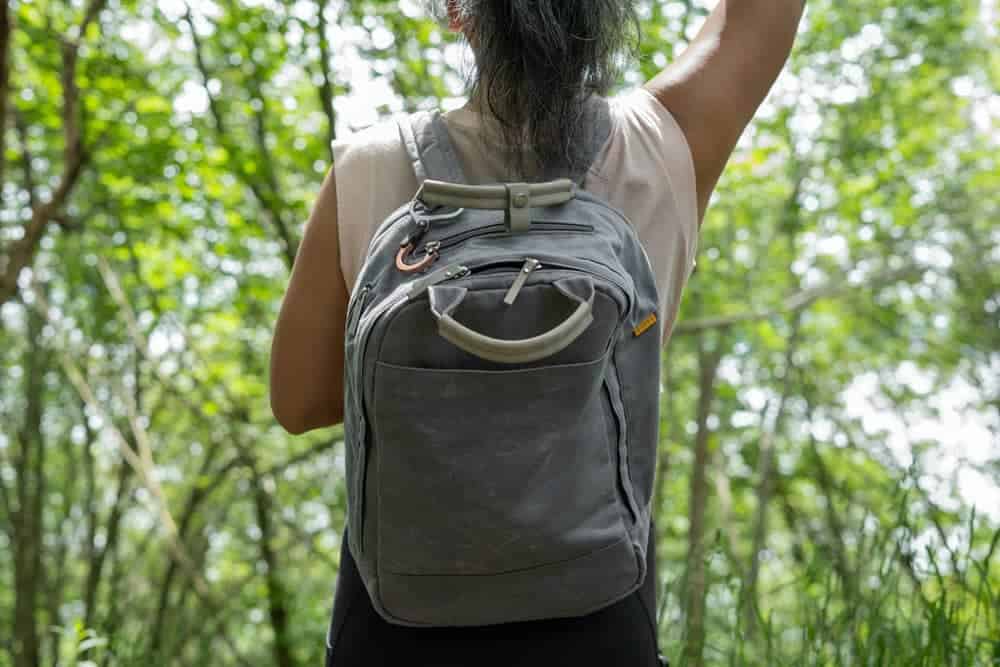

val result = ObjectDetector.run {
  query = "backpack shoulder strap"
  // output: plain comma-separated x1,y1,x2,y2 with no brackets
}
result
397,110,468,185
397,98,609,186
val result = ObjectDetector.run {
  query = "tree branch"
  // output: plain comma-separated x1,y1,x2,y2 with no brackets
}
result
682,331,727,667
0,0,12,188
808,431,855,593
0,454,12,539
29,284,204,593
247,68,297,266
12,108,37,207
183,6,226,136
742,314,802,635
673,264,923,335
28,284,256,667
314,0,336,160
95,252,301,666
150,437,224,656
263,438,338,477
774,478,808,566
182,4,297,269
0,0,108,307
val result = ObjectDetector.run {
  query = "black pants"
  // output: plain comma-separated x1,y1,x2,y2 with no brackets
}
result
324,525,663,667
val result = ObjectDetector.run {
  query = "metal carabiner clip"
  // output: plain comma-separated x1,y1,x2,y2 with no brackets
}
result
396,238,438,273
395,200,465,273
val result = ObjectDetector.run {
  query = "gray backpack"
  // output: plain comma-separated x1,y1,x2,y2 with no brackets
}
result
342,99,662,627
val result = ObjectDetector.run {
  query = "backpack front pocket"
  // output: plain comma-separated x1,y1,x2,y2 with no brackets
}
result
371,352,628,576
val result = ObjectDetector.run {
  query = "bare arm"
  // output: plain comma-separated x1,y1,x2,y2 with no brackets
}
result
269,167,350,434
645,0,805,222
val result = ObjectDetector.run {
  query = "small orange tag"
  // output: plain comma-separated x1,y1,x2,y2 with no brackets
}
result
633,312,657,337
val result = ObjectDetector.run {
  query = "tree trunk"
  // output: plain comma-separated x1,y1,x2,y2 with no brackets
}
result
742,316,801,634
0,0,12,188
682,334,725,667
13,306,45,667
250,462,294,667
804,402,855,598
84,460,132,629
149,438,227,656
653,345,678,519
314,0,337,160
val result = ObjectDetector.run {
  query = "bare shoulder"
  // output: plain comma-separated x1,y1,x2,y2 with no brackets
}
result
333,116,411,175
332,116,416,215
603,88,699,223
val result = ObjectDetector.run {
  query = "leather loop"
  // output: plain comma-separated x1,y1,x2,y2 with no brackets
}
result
428,284,467,319
505,183,532,233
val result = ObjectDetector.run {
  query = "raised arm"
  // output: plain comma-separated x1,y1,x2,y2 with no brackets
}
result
645,0,805,222
269,167,350,434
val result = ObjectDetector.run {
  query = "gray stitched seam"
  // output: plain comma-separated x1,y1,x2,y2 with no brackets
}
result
611,346,641,523
382,533,631,578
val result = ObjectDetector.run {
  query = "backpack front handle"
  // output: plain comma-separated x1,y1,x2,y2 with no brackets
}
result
427,277,595,364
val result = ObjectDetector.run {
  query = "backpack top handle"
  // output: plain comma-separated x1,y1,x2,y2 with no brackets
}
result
417,178,577,233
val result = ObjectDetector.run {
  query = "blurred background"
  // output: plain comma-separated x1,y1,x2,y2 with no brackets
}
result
1,0,998,665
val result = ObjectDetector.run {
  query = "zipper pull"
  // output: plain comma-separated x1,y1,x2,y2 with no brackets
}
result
422,240,442,258
407,263,470,300
504,258,541,305
444,265,471,280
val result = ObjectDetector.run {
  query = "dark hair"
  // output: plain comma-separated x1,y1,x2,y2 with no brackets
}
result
440,0,639,179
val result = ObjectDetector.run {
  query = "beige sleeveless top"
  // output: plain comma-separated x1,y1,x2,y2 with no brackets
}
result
332,88,699,343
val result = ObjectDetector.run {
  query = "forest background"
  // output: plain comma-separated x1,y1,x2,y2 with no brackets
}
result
1,0,998,665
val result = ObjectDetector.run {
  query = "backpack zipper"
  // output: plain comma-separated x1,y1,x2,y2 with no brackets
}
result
365,207,413,258
349,262,471,553
603,379,639,524
347,283,373,339
353,253,631,433
465,254,634,318
411,221,594,260
350,256,633,553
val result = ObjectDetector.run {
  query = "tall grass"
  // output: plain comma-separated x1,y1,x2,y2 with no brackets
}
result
658,500,1000,666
